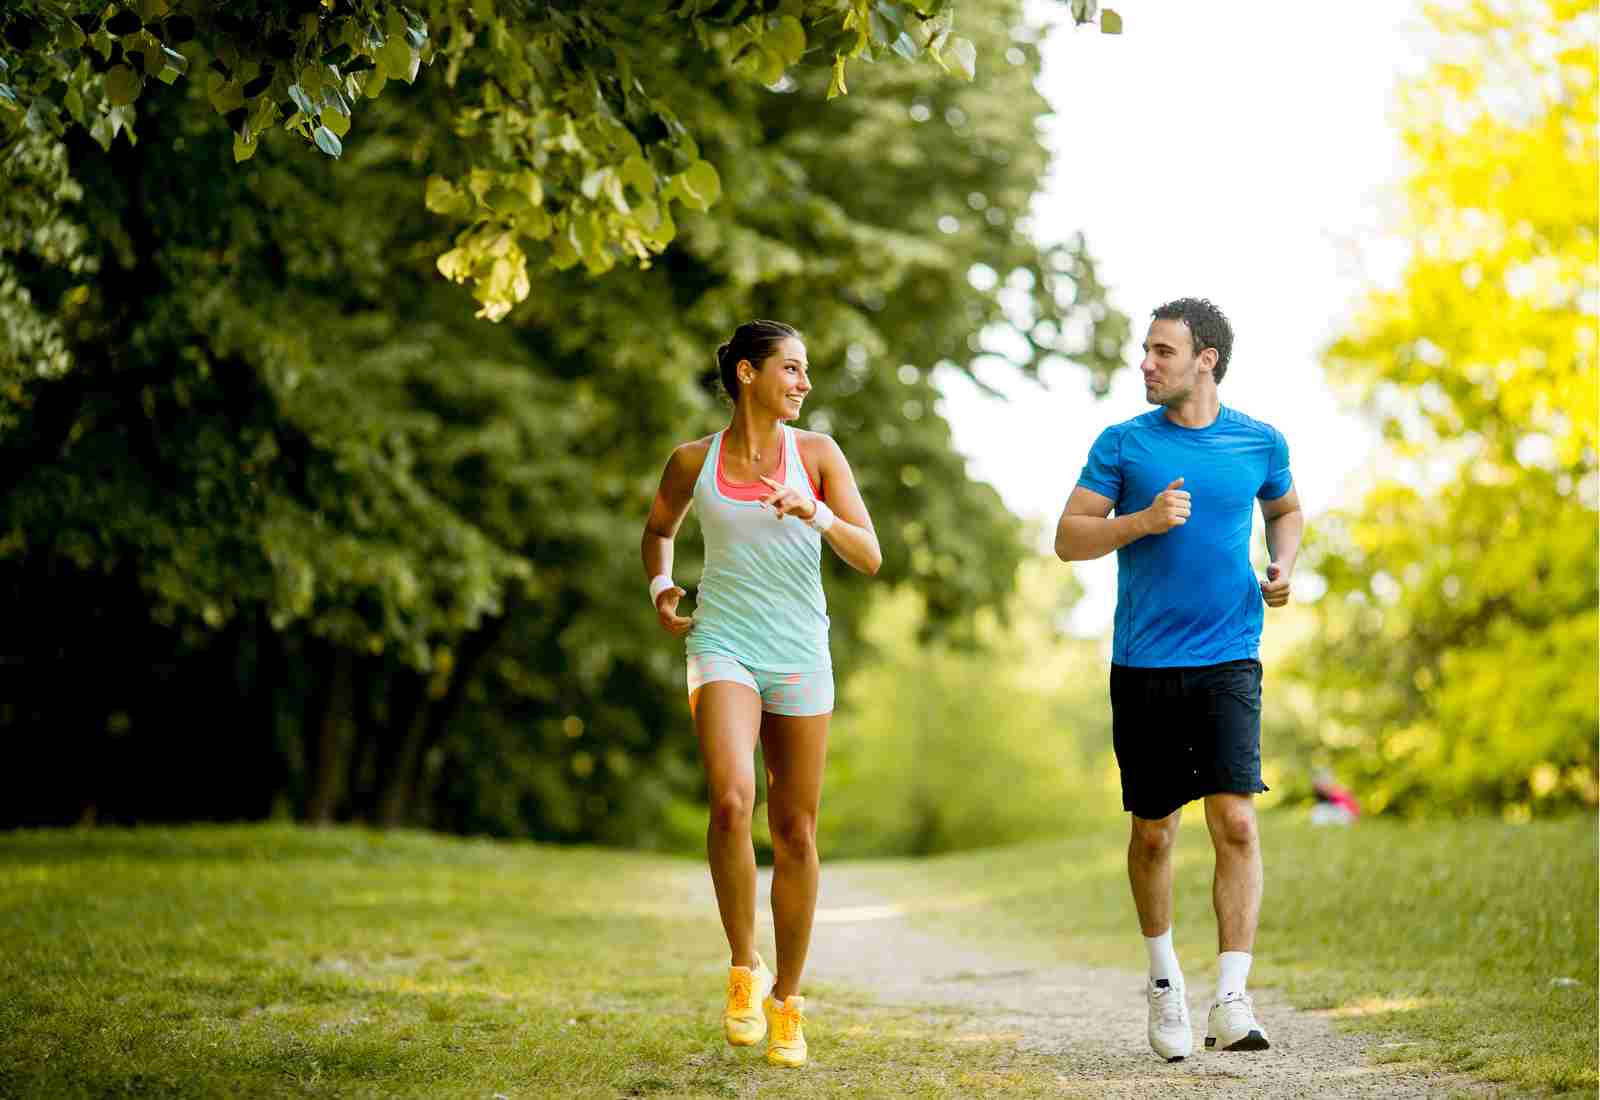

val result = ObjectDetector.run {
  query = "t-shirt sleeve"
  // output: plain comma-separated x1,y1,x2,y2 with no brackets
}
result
1076,426,1122,502
1258,428,1292,500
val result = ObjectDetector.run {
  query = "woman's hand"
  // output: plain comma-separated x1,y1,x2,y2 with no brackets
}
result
655,584,694,636
758,476,817,522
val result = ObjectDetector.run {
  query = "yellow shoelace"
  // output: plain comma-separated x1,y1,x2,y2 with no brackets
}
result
770,1002,801,1042
727,970,752,1012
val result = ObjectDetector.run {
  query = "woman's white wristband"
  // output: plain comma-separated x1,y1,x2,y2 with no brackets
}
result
806,501,836,533
648,574,675,606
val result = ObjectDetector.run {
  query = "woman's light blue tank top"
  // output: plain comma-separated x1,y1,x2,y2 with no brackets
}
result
685,426,831,672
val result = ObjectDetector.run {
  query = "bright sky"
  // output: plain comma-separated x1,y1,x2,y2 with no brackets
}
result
936,0,1431,633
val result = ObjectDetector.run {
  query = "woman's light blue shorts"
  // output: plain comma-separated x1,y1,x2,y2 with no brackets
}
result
686,652,834,717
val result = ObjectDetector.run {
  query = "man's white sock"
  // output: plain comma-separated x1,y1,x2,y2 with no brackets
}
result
1144,929,1182,984
1217,951,1252,1001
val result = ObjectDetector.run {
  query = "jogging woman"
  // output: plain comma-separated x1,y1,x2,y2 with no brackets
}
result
641,320,882,1068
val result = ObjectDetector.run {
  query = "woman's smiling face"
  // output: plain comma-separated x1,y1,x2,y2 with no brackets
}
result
742,335,811,421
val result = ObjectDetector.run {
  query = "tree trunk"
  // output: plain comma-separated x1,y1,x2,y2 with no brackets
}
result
303,645,353,826
374,704,430,830
245,618,287,819
345,657,387,820
366,668,426,827
376,611,512,828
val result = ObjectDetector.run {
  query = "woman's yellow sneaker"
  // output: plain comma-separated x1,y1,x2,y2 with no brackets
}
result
723,954,774,1046
762,994,807,1067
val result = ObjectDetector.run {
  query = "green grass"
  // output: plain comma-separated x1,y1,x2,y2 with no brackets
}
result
0,826,1077,1099
840,814,1600,1096
0,817,1594,1097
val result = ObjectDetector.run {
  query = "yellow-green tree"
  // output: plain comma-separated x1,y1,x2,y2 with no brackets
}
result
1293,0,1597,816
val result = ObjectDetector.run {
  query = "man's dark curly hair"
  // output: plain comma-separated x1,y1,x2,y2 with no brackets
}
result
1152,298,1234,384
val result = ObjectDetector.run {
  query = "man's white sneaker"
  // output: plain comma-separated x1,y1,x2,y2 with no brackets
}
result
1146,977,1192,1062
1205,992,1270,1051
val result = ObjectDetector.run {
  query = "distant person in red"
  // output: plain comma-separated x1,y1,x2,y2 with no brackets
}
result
1309,769,1359,825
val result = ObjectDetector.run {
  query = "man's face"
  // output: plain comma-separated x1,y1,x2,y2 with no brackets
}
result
1140,318,1209,407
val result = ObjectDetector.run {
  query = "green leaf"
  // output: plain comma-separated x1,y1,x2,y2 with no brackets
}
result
828,56,848,100
679,159,721,211
516,207,553,240
890,31,920,61
907,15,941,49
640,201,675,249
733,42,785,86
604,173,630,216
287,83,317,116
436,246,474,282
756,45,785,86
868,9,897,47
484,185,532,215
424,176,472,217
209,75,245,113
519,170,544,207
0,84,18,109
379,37,413,83
873,2,906,33
323,84,353,117
233,131,257,162
620,155,654,197
105,64,142,106
946,36,976,82
320,107,350,138
548,221,579,271
768,15,806,65
1100,9,1123,34
23,98,60,136
313,125,343,158
90,113,114,150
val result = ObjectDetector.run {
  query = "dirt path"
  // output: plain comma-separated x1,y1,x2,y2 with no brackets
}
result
738,864,1512,1099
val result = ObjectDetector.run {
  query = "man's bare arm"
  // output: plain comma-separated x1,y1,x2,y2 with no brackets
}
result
1054,480,1190,561
1258,486,1304,608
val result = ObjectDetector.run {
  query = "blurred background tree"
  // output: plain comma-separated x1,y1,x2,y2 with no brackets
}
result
1288,0,1597,818
815,557,1118,859
0,0,1135,844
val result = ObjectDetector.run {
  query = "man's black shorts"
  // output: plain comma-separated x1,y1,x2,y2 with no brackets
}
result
1110,658,1268,820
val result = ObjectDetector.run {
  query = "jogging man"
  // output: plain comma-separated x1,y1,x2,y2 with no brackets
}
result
1054,297,1303,1061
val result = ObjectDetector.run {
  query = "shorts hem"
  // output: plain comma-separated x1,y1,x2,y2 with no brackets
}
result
760,703,833,718
1123,783,1270,820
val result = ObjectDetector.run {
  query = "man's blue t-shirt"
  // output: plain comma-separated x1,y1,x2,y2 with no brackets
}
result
1077,406,1293,668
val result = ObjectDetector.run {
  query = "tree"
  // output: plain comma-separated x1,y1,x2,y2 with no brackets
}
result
817,558,1116,859
1292,0,1597,817
0,0,1134,841
0,0,1122,321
